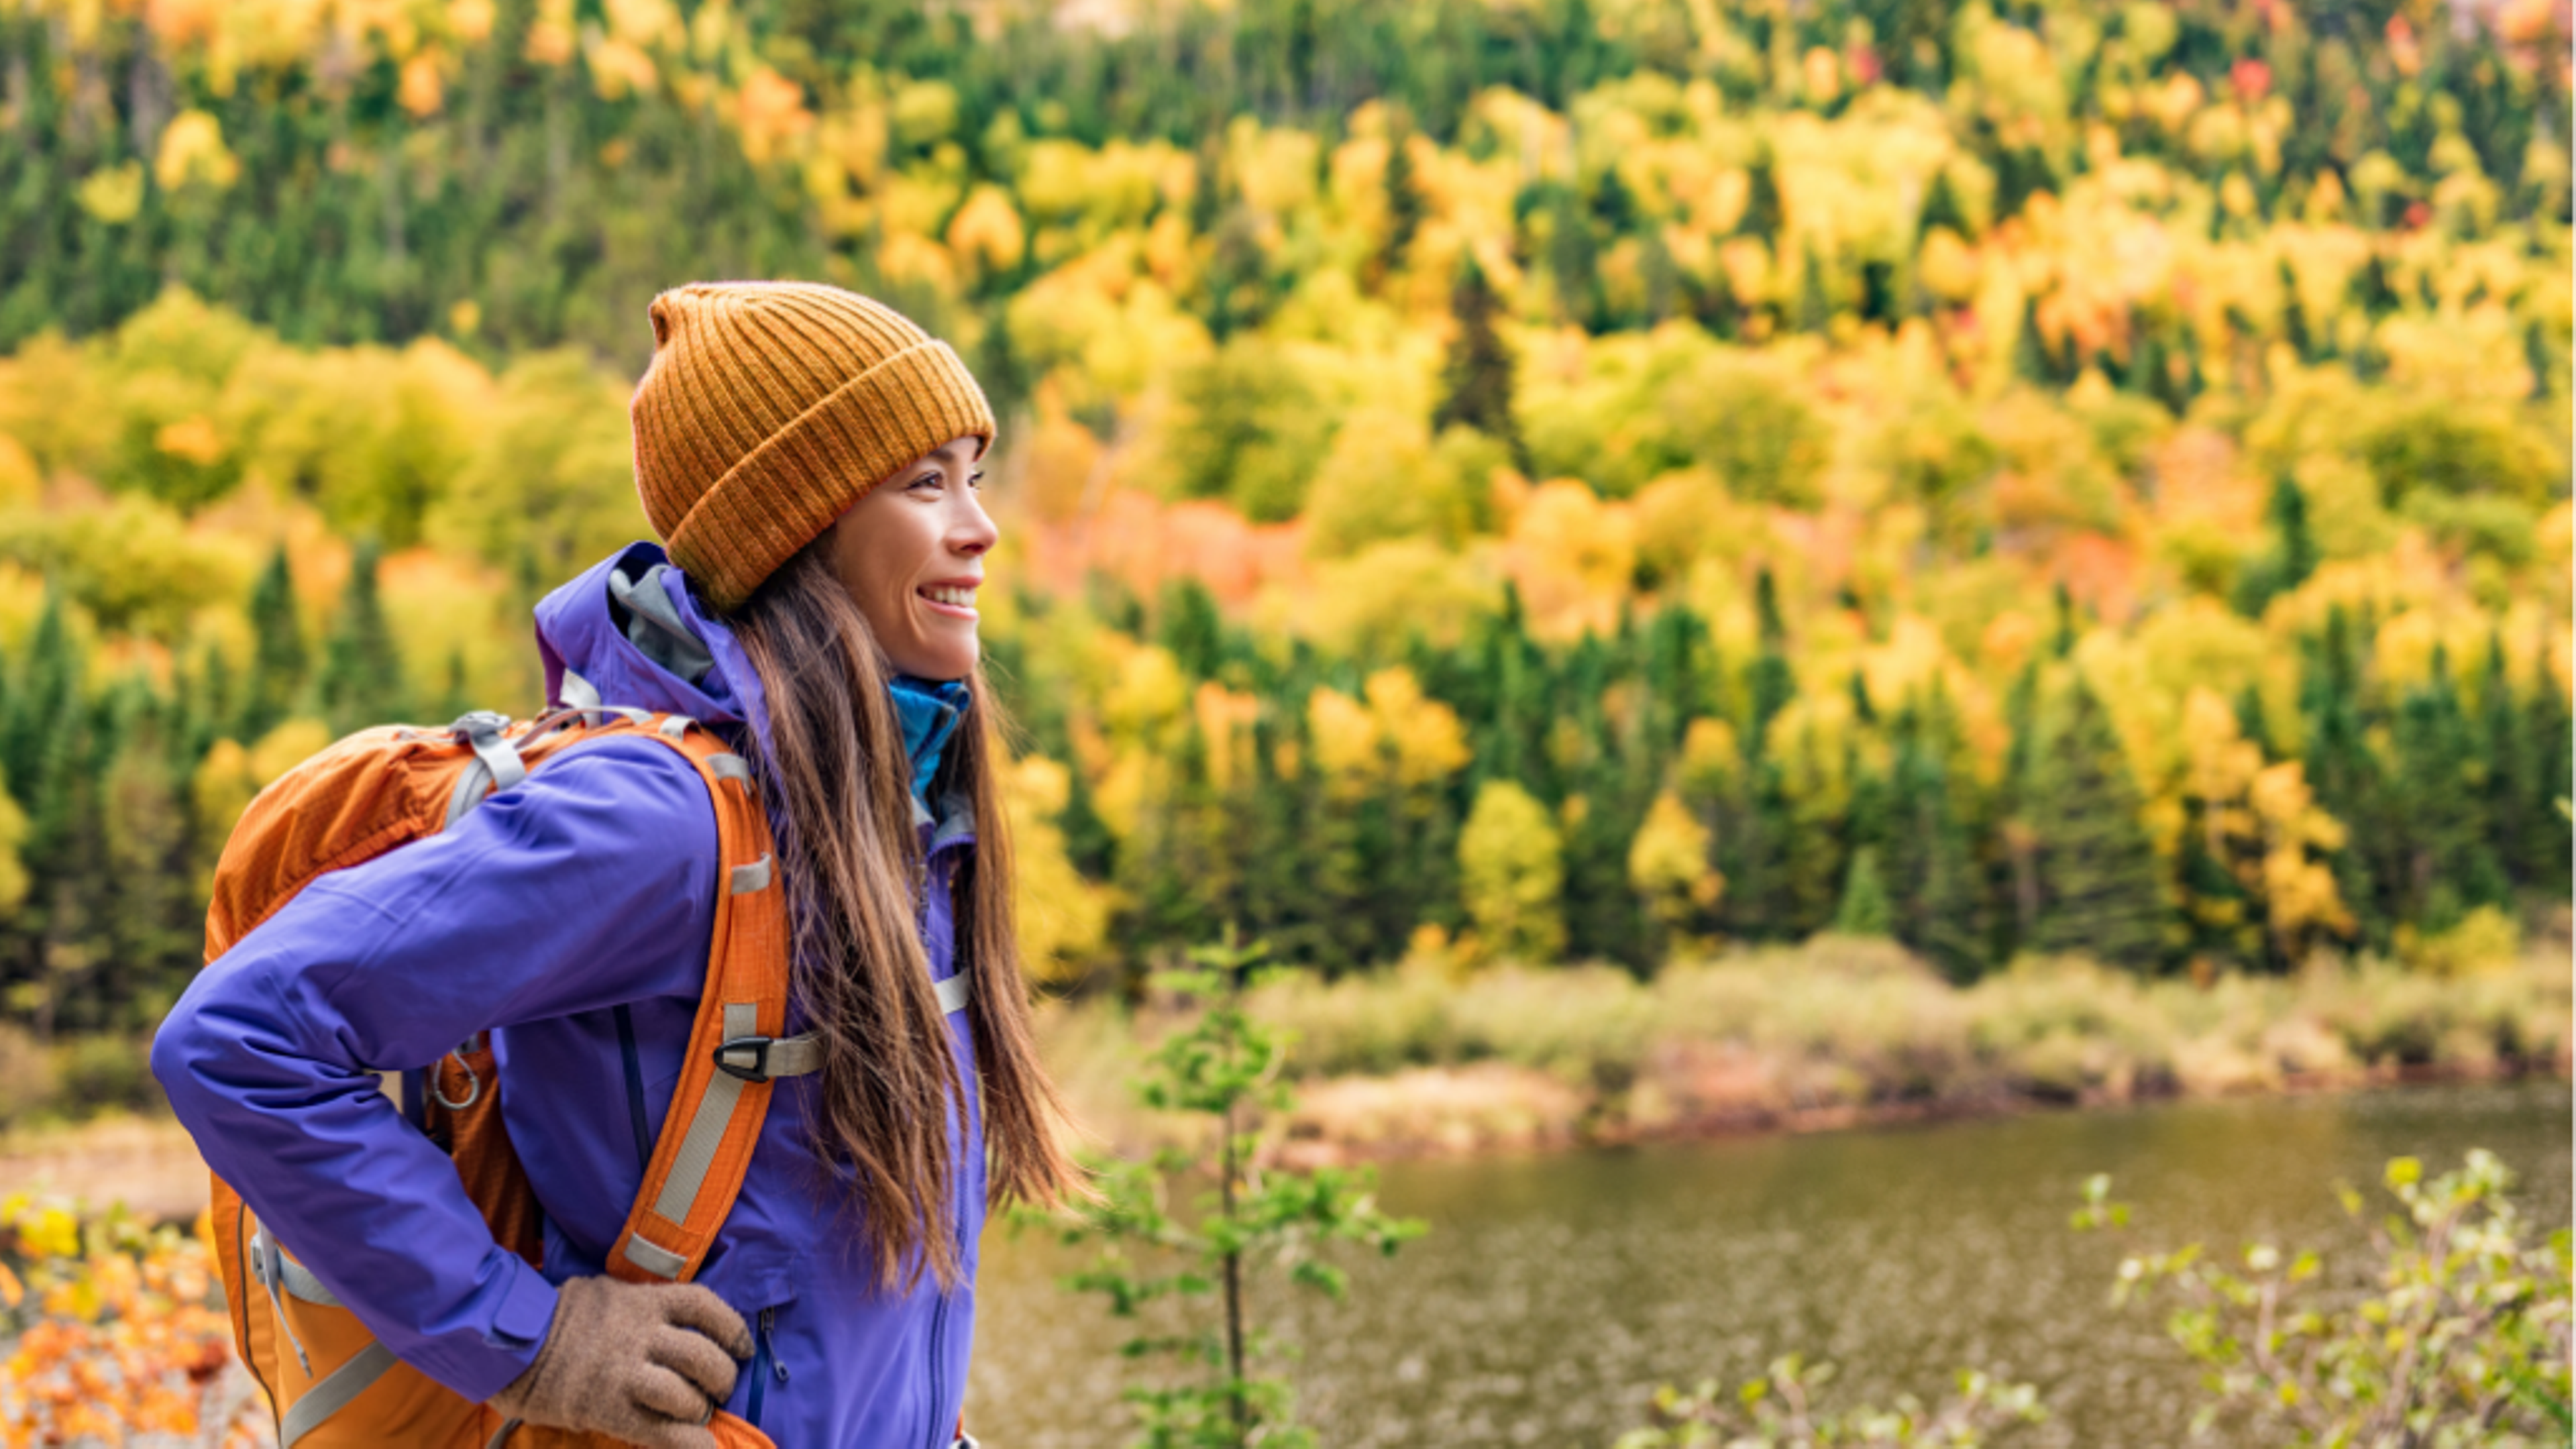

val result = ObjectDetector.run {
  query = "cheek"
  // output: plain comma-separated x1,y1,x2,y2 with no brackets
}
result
835,513,943,635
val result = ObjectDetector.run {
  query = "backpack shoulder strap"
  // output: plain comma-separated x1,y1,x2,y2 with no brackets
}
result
559,714,797,1285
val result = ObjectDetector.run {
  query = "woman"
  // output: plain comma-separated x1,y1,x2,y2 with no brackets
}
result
154,282,1081,1448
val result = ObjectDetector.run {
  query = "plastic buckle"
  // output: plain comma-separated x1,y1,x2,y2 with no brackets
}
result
713,1035,778,1083
449,709,510,743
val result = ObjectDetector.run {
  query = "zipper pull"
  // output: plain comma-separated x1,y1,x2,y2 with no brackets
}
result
760,1306,787,1382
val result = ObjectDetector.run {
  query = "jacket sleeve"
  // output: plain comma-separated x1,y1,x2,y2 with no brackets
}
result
152,739,721,1401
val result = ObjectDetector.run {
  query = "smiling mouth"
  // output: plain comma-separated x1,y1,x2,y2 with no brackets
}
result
919,584,979,617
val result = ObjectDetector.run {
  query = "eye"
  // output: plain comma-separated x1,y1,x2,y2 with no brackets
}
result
905,472,943,493
967,470,987,490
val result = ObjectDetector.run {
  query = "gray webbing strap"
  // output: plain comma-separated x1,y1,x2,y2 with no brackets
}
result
936,973,972,1015
650,1003,759,1228
441,714,527,828
250,1227,343,1308
278,1340,398,1446
706,753,753,786
465,729,525,796
558,668,604,716
255,1226,310,1375
621,1233,689,1279
729,854,773,894
761,1033,824,1077
657,714,693,740
442,761,494,828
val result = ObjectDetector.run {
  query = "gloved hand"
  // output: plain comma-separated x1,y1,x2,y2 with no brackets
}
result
489,1275,754,1449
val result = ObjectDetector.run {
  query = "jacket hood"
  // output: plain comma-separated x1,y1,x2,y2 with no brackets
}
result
534,541,774,759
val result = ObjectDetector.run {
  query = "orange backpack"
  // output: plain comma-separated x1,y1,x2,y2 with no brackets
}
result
201,707,797,1448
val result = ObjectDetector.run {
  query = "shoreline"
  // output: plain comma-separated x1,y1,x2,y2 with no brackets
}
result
0,1059,2564,1226
1263,1055,2572,1171
7,943,2567,1220
1043,942,2575,1171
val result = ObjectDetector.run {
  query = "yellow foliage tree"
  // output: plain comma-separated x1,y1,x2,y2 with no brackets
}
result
1001,755,1111,983
2176,688,2352,967
1458,780,1564,964
2248,759,2353,963
1626,790,1721,949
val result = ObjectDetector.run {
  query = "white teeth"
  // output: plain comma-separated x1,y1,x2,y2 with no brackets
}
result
924,586,977,608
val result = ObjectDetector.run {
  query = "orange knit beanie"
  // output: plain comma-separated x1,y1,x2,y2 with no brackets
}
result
630,282,996,610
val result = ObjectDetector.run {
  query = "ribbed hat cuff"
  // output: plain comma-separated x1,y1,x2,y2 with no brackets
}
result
665,339,995,609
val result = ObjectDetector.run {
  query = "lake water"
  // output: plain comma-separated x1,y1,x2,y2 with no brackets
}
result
966,1081,2573,1447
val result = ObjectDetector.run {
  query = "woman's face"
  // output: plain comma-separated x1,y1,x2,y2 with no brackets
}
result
825,435,995,682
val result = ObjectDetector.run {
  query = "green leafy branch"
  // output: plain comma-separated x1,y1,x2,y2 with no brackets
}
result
2080,1150,2573,1445
1046,931,1424,1448
1613,1355,2045,1448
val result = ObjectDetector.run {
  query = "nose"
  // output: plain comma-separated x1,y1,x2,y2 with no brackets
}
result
949,489,998,557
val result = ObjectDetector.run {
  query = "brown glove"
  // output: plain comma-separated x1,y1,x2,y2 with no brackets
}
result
489,1275,754,1449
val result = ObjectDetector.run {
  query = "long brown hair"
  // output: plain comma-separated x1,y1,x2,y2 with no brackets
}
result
724,541,1081,1290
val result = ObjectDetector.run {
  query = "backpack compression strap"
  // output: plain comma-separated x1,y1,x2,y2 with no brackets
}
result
600,715,976,1284
588,714,797,1284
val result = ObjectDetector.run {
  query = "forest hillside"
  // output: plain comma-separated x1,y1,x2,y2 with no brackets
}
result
0,0,2565,1046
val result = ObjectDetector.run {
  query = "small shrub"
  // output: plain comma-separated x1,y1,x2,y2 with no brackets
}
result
2081,1150,2573,1445
0,1024,57,1130
54,1034,164,1118
1615,1356,2043,1446
2404,905,2523,977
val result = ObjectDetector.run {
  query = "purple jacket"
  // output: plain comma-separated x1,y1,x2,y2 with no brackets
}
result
152,542,985,1448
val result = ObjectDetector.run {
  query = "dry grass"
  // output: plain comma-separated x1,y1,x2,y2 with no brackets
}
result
11,940,2563,1216
1039,937,2573,1162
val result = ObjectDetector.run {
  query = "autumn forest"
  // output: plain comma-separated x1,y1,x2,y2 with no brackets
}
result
0,0,2567,1044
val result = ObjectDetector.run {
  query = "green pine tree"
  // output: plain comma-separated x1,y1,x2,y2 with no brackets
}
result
1918,166,1971,239
1543,184,1600,329
1794,245,1833,334
1884,690,1989,981
2013,299,2061,386
2023,676,2169,971
1,593,74,817
1739,149,1783,240
2392,651,2508,928
1380,121,1425,278
1157,579,1226,680
1777,727,1850,938
317,539,409,735
2522,650,2574,892
2235,476,2320,616
1430,256,1529,474
2301,609,2395,950
1746,569,1794,753
97,685,195,1029
243,545,309,741
1832,846,1893,936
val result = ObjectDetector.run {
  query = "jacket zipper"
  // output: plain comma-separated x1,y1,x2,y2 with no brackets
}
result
748,1306,775,1428
924,1290,951,1448
922,837,963,1448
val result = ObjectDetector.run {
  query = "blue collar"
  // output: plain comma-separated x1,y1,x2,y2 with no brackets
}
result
888,676,970,808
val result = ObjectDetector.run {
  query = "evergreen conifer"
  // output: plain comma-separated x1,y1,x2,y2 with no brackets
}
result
1832,846,1893,936
1431,256,1529,474
2024,676,2168,971
317,540,408,734
2392,651,2508,926
1739,150,1783,240
244,546,308,741
1380,120,1425,278
1884,691,1988,981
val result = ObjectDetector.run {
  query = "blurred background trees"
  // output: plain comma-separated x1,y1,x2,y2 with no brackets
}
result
0,0,2565,1039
